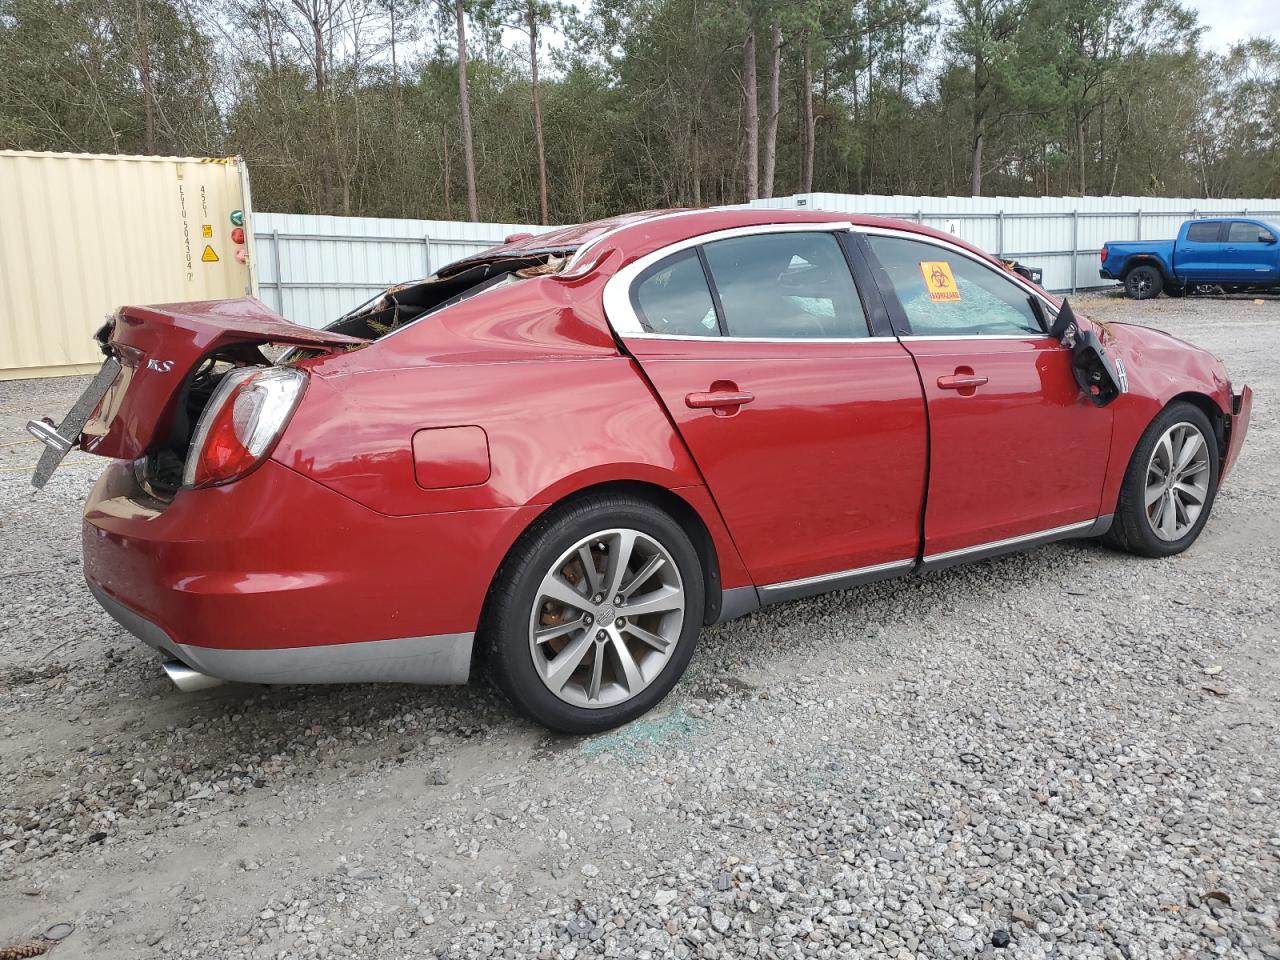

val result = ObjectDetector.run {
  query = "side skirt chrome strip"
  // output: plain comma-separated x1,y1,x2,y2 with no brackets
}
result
921,516,1111,571
737,515,1114,618
757,557,916,606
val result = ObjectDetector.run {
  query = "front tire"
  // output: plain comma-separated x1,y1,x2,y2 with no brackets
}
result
1105,402,1219,558
483,494,705,734
1124,264,1164,300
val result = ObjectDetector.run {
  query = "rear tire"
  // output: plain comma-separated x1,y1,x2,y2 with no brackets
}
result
482,494,705,734
1124,264,1164,300
1104,402,1219,558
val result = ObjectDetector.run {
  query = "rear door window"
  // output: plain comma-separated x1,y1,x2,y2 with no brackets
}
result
631,250,721,337
1186,222,1223,243
864,234,1042,337
700,232,869,339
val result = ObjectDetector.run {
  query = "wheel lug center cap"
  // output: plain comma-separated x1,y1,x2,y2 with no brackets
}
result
597,603,616,623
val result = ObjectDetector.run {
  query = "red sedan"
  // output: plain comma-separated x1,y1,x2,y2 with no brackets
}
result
29,209,1252,732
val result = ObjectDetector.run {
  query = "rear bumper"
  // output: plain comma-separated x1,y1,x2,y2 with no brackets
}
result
89,582,472,684
1099,268,1117,281
1221,386,1252,483
82,458,539,685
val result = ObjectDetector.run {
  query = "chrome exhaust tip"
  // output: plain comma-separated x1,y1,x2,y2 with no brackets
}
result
162,660,226,693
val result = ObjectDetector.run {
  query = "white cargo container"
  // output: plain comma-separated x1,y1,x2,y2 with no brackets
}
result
0,150,256,380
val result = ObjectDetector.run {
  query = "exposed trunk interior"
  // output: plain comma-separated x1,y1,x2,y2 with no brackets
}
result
322,253,565,341
114,254,568,499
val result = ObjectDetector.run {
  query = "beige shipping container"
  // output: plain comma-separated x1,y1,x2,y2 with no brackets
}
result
0,150,256,380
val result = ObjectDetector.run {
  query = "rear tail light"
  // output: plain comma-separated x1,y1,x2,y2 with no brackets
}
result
1100,246,1108,262
183,366,306,488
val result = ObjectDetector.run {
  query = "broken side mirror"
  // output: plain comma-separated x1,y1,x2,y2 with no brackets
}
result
1049,298,1124,407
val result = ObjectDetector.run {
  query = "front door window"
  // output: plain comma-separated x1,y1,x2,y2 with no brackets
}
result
864,234,1041,337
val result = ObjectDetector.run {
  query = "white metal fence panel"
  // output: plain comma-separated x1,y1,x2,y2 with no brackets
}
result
747,194,1280,292
254,213,547,327
256,197,1280,328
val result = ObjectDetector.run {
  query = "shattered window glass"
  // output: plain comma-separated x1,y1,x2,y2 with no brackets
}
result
866,235,1042,337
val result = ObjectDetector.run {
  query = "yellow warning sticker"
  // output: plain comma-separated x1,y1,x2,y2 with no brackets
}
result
919,260,961,302
201,244,220,263
202,224,213,238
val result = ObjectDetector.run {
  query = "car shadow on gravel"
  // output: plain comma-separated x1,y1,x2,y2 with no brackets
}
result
687,534,1116,685
133,533,1114,763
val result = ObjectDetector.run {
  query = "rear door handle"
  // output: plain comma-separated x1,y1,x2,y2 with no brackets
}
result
685,390,754,410
937,370,988,392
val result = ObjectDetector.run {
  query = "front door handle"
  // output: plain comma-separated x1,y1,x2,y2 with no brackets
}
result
937,367,988,395
686,387,755,413
936,375,988,390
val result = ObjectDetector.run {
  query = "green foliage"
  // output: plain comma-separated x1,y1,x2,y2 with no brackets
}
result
2,0,1278,217
0,0,219,154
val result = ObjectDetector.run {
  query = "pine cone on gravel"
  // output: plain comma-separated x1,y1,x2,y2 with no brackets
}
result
0,943,49,960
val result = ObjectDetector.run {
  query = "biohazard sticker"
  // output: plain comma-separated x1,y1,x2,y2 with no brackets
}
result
201,244,220,263
919,260,961,302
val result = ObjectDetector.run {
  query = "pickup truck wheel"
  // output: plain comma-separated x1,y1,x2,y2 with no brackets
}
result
1123,265,1163,300
482,494,705,734
1104,402,1219,558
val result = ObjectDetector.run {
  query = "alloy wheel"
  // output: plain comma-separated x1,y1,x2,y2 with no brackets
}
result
1144,422,1211,541
528,528,686,709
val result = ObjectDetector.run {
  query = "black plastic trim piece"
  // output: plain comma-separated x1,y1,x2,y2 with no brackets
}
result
711,585,762,625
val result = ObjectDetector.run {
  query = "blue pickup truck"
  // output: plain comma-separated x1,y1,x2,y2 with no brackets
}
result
1100,217,1280,299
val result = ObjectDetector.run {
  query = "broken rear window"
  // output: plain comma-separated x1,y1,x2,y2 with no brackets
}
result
325,254,567,341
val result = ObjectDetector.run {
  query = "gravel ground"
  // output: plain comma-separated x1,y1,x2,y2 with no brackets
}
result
1,290,1277,960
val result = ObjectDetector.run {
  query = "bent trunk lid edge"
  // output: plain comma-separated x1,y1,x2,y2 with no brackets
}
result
83,296,365,462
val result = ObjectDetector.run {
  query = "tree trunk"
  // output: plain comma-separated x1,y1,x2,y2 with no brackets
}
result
455,0,479,221
691,123,701,206
1077,118,1087,195
742,17,758,201
262,0,278,74
135,0,155,154
442,126,452,219
800,39,814,194
970,128,983,196
389,0,400,97
528,2,548,224
310,14,325,95
761,21,781,198
970,51,983,197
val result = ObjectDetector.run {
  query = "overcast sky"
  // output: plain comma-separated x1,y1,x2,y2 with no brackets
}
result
1184,0,1280,51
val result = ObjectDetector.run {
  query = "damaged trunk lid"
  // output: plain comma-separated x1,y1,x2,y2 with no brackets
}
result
26,297,365,488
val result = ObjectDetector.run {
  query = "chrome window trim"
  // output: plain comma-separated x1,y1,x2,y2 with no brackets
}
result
603,221,858,339
896,334,1053,342
852,224,1061,329
616,333,903,344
